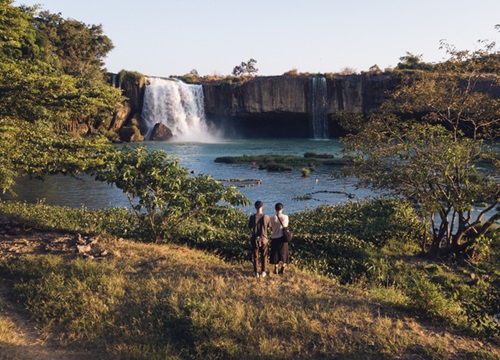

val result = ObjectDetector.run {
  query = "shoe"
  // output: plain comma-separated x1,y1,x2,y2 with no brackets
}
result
261,272,267,278
274,266,279,274
279,266,286,274
253,272,260,278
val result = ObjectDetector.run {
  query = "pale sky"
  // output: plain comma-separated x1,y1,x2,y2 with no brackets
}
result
13,0,500,77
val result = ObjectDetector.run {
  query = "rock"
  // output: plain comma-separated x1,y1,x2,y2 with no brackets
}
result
203,74,399,137
119,124,144,142
77,244,92,254
150,123,173,140
110,101,131,131
75,233,85,245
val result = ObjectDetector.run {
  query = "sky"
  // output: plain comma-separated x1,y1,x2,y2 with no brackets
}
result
13,0,500,78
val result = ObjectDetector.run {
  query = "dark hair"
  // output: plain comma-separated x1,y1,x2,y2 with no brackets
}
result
275,202,283,211
254,200,263,209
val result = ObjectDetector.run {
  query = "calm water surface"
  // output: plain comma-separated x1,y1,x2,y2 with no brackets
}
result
7,139,375,215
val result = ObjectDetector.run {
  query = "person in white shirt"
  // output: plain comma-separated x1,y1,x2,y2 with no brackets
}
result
270,203,290,274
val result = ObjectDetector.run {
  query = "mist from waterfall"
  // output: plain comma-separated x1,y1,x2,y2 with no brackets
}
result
309,77,329,139
142,77,219,142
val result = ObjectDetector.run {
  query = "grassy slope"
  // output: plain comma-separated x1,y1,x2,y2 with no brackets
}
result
1,232,498,360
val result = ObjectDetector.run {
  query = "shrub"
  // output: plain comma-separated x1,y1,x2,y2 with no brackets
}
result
292,233,373,283
406,275,466,325
0,200,132,237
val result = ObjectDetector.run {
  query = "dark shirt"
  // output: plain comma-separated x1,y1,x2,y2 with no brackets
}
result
249,213,271,239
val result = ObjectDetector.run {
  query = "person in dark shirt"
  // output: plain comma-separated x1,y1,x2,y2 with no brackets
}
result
248,200,272,278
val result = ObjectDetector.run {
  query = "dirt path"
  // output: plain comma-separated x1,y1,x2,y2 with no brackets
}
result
0,225,90,360
0,283,88,360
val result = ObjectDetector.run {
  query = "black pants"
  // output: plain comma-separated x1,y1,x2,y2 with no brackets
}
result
270,236,290,264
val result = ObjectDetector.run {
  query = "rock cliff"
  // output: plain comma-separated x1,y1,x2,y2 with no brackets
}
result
202,74,399,138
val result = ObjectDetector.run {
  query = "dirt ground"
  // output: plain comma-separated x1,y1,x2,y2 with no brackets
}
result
0,220,101,360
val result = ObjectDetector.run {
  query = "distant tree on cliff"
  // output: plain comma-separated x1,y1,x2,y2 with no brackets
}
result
396,52,433,71
342,40,500,258
232,58,258,76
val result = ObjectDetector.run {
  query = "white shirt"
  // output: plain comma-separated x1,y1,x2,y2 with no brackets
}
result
271,213,289,239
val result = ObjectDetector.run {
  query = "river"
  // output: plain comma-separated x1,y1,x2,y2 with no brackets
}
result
5,138,375,215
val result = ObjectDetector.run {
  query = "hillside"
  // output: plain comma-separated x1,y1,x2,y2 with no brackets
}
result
1,227,498,360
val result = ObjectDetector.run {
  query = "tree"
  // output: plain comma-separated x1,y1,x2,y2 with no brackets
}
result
0,118,116,193
0,3,123,128
232,58,258,76
0,0,39,61
342,42,500,257
389,41,500,140
94,146,250,241
0,2,123,192
396,52,433,71
32,10,114,82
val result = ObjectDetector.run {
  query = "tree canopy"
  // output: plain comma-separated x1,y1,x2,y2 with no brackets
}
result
343,41,500,257
0,1,122,193
232,58,258,76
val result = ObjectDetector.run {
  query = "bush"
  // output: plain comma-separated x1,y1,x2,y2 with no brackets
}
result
301,168,311,177
292,233,373,283
0,200,132,237
406,275,466,325
292,198,423,248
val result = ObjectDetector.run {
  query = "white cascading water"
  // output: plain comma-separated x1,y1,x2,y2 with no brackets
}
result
142,77,218,142
309,76,329,139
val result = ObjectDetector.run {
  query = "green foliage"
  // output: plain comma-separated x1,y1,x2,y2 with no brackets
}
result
406,274,466,324
33,9,114,81
395,52,434,71
0,3,123,126
293,198,423,248
293,233,372,283
214,153,349,170
0,118,118,193
0,200,132,237
389,42,500,140
95,146,250,241
290,199,422,283
0,2,124,193
343,119,500,255
0,0,39,62
118,69,145,89
343,41,500,256
301,167,311,177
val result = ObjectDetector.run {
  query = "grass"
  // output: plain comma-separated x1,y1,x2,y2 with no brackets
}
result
1,239,498,359
214,153,351,172
0,199,498,359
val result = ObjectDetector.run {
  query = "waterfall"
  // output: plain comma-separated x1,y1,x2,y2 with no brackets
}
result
142,77,217,142
309,77,329,139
